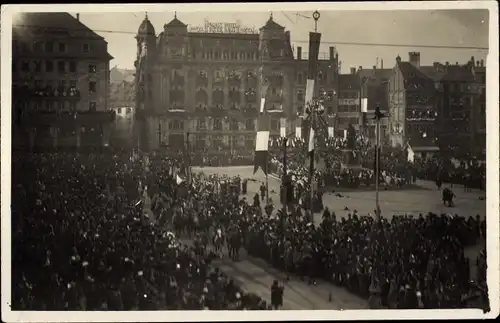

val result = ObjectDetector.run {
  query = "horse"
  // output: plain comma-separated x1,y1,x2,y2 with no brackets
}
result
442,188,455,207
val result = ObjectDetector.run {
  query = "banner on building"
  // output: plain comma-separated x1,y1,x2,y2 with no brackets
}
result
328,126,334,138
361,98,368,113
280,118,286,138
343,129,348,140
295,126,302,139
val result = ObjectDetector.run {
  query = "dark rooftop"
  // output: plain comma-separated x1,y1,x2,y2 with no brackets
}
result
260,15,285,30
14,12,104,40
338,74,360,90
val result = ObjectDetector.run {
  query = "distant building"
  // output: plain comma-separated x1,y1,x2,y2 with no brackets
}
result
133,13,339,152
111,106,135,147
12,12,114,150
337,69,362,134
387,53,439,155
420,57,485,156
358,64,391,144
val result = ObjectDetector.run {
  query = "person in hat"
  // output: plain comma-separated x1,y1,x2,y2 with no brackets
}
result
270,280,284,310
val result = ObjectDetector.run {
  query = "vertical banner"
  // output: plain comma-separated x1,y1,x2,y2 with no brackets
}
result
343,129,348,140
295,126,302,139
280,118,286,138
328,126,334,138
361,98,368,113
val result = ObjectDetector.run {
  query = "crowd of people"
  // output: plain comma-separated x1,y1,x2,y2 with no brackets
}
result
12,147,488,311
12,152,271,310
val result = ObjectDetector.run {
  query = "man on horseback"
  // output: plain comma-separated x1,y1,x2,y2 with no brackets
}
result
442,187,455,207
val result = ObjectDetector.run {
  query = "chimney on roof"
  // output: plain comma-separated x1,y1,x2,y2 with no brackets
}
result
381,59,383,69
396,55,401,63
297,47,302,60
329,47,334,60
480,59,484,67
76,13,80,21
373,65,376,70
471,56,475,65
408,52,420,69
350,67,356,75
476,60,480,67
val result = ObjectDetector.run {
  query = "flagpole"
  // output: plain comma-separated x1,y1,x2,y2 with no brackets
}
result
374,107,382,220
266,113,270,205
309,105,315,220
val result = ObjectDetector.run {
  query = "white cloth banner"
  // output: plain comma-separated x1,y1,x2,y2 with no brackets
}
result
361,98,368,113
328,126,334,138
407,145,415,163
260,98,266,113
295,126,302,139
343,129,348,140
280,118,286,137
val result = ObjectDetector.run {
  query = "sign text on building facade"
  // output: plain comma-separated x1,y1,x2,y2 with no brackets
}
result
189,19,257,34
338,99,358,106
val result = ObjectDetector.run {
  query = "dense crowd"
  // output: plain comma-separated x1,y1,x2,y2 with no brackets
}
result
12,149,488,311
12,152,270,310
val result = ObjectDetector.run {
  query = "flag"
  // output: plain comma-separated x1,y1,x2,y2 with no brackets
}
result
254,98,270,175
305,31,321,182
407,144,415,163
328,126,334,138
361,98,368,113
295,126,302,139
343,129,348,140
176,174,184,185
280,118,286,138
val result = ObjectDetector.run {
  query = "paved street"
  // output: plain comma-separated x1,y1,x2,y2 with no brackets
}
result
180,238,368,310
193,166,487,222
192,165,487,302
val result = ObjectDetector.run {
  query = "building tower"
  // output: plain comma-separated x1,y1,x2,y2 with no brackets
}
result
135,13,157,152
258,14,294,136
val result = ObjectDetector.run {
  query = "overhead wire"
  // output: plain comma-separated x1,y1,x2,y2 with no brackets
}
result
12,23,489,51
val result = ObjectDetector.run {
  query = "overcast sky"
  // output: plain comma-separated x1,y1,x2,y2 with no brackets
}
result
73,9,489,73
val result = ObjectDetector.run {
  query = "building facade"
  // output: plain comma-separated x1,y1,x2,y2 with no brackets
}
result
134,14,339,152
420,56,485,157
12,12,114,150
387,53,439,155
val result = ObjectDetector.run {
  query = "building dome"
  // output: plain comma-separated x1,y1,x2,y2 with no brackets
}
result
138,14,156,36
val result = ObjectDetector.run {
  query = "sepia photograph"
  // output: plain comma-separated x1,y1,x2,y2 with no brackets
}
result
1,1,499,322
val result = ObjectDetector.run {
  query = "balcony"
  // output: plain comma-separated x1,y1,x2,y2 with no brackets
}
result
227,73,242,85
242,107,258,117
196,73,208,87
212,90,224,105
267,94,283,103
210,105,225,116
13,86,82,100
171,75,185,86
22,110,116,127
169,90,185,103
245,90,257,103
213,75,225,85
247,72,258,87
229,91,240,103
406,109,437,121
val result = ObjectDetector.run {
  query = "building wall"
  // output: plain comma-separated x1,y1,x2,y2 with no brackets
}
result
387,65,406,147
135,22,339,152
12,13,113,150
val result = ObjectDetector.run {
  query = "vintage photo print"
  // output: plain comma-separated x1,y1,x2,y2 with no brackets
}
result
1,1,499,322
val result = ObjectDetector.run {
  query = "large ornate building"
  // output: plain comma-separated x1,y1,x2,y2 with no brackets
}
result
134,13,339,152
12,13,114,150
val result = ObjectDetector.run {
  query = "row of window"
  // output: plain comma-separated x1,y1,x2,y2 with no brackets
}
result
13,40,92,54
14,80,99,95
13,60,98,74
16,100,97,111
